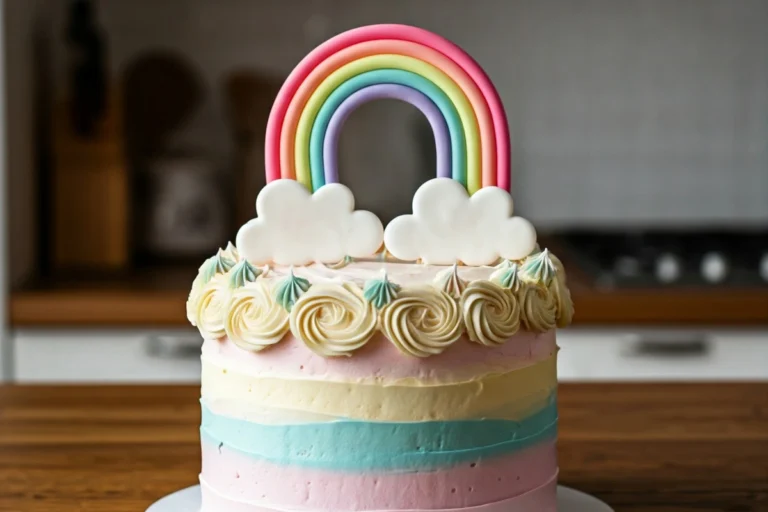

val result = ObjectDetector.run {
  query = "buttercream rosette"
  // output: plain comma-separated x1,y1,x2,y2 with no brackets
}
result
380,285,463,357
225,280,289,351
289,283,377,357
196,274,231,340
519,283,558,332
461,280,521,345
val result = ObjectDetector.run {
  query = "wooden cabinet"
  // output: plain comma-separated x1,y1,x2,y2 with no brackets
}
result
51,89,130,270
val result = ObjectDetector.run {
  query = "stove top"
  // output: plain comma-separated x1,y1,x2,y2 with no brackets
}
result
556,229,768,289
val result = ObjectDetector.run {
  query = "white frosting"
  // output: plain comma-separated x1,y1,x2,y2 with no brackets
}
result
261,261,497,288
236,180,383,266
383,178,537,265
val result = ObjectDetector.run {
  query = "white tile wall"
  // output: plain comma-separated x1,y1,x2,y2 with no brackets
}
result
48,0,768,226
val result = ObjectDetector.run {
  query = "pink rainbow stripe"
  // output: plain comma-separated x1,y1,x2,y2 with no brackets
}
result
201,440,556,511
265,24,511,191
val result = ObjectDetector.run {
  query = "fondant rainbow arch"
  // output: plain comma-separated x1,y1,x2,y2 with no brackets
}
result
265,24,511,195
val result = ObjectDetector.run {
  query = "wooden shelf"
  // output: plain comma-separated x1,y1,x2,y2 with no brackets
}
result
10,265,195,327
11,289,189,327
9,264,768,327
570,288,768,325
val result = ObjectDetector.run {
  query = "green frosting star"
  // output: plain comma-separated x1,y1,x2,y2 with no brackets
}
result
274,269,311,311
228,259,262,289
363,271,401,309
201,249,236,285
520,249,557,286
494,258,515,270
223,241,239,261
491,263,522,291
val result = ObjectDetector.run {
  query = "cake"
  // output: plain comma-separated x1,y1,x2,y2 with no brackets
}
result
187,24,574,512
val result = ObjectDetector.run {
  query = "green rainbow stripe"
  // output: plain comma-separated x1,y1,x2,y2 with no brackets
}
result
294,54,480,192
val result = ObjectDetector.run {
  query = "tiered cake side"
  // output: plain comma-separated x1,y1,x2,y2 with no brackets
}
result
199,330,558,511
189,256,571,512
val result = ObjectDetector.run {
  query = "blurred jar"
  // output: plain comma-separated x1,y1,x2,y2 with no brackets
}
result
138,154,229,260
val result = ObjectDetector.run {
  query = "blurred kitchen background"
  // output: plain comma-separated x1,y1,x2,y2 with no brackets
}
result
0,0,766,383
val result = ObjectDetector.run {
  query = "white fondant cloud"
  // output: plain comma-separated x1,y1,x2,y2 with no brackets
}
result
236,180,384,266
383,178,537,266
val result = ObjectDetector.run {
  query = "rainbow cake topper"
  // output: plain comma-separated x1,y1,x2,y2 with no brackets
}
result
266,24,511,194
237,24,537,267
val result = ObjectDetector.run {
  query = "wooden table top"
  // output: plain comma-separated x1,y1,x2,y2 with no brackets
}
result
0,383,766,512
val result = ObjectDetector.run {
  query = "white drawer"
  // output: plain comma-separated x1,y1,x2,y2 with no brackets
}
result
12,327,768,383
13,329,202,383
557,328,768,381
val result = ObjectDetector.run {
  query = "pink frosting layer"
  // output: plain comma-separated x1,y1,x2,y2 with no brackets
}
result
201,439,557,511
200,471,557,512
204,330,556,382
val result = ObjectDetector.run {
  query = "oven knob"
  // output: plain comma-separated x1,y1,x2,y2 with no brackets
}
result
760,253,768,283
655,253,681,283
701,252,728,284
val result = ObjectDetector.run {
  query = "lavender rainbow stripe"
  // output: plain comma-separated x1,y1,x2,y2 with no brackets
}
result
321,83,451,188
310,70,462,190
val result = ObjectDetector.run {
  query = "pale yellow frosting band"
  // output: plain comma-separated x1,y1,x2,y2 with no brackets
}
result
201,354,556,422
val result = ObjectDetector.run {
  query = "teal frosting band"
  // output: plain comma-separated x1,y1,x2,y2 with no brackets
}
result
201,396,557,472
309,69,466,191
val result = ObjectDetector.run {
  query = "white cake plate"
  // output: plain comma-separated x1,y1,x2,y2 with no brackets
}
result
146,485,613,511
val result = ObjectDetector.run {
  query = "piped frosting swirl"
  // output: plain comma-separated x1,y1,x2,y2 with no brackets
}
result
520,249,557,285
380,286,463,357
519,283,558,332
187,244,574,356
490,262,522,291
186,272,204,326
275,269,311,311
201,249,236,285
290,283,377,357
461,281,521,346
547,252,574,327
228,259,262,289
363,271,401,309
189,247,235,326
195,274,230,339
432,263,467,300
224,281,289,351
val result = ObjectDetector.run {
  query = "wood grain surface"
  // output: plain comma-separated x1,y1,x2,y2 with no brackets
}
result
0,384,766,512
